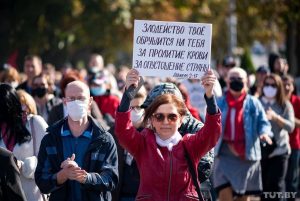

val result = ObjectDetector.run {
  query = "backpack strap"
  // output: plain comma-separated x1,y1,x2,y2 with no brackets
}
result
30,116,37,156
182,143,204,201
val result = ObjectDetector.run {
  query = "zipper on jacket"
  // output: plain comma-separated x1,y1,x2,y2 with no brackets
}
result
83,139,104,170
167,151,173,201
74,138,78,154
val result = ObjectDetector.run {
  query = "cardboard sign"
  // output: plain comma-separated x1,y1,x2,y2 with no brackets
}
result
132,20,212,79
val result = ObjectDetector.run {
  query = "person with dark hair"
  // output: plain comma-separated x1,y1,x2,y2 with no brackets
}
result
0,81,31,155
32,73,62,122
117,86,147,201
17,55,42,94
268,53,279,73
282,74,300,201
115,69,221,200
269,54,288,76
218,56,236,91
260,73,295,201
0,83,47,201
42,63,59,96
249,65,270,97
88,54,104,74
0,147,27,201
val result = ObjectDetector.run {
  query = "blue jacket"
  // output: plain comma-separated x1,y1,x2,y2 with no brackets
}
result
35,116,118,201
215,94,272,161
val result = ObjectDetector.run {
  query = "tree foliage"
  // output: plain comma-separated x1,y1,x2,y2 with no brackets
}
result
240,48,255,74
0,0,299,75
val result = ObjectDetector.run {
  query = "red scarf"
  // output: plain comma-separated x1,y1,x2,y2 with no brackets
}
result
1,122,16,152
184,94,201,121
224,91,246,158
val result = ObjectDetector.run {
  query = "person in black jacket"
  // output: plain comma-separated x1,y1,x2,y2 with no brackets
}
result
0,147,27,201
17,55,43,94
35,81,118,201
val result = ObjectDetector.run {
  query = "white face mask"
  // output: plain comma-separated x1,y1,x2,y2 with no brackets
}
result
130,108,144,123
66,100,88,121
263,86,277,98
10,81,19,88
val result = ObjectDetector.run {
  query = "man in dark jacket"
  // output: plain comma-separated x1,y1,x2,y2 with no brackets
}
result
17,55,43,94
35,81,118,201
0,147,27,201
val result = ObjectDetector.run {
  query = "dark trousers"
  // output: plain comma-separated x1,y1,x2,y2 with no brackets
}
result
120,197,135,201
286,149,300,201
261,154,289,201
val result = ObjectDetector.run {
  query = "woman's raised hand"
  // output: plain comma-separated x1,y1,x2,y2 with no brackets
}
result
201,70,216,98
125,69,140,89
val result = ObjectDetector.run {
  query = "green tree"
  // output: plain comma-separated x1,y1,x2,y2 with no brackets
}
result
240,48,255,74
1,0,299,76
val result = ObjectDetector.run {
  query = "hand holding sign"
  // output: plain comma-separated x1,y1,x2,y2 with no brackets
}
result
125,69,140,89
201,70,216,98
125,69,145,99
132,20,212,79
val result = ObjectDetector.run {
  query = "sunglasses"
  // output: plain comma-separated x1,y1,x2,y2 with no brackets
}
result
65,96,87,102
229,77,243,81
152,113,180,123
264,83,276,87
130,106,142,111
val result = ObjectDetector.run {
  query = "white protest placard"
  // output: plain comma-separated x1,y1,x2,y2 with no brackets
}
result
132,20,212,79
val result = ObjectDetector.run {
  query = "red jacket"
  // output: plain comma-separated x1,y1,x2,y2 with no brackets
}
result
289,95,300,149
93,95,120,118
115,111,221,201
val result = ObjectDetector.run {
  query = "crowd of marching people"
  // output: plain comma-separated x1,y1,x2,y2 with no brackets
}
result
0,52,299,201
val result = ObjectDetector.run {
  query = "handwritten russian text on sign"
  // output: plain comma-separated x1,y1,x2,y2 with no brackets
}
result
132,20,212,79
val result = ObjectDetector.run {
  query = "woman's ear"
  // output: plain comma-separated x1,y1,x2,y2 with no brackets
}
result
148,118,156,131
148,118,153,128
179,116,184,125
150,125,156,133
88,97,93,110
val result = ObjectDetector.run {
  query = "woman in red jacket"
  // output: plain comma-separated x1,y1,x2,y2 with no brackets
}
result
115,69,221,201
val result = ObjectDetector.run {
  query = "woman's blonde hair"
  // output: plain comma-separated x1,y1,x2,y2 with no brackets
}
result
17,89,37,115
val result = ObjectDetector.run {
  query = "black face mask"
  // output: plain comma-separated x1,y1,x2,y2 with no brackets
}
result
117,79,125,90
229,80,244,92
32,87,47,98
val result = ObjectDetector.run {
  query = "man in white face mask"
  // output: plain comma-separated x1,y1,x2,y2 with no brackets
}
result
64,81,92,122
35,80,119,201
